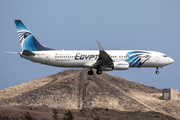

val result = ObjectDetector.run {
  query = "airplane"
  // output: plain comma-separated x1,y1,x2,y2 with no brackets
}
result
10,20,174,75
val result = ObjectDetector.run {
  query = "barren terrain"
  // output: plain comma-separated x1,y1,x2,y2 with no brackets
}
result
0,69,179,119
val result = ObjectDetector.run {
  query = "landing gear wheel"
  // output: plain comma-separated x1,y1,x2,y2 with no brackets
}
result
96,70,102,75
88,70,94,75
96,67,102,75
156,70,159,74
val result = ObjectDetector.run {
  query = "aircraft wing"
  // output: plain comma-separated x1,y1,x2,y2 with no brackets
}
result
93,41,113,67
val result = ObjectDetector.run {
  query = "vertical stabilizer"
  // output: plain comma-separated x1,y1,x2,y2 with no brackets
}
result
15,20,54,51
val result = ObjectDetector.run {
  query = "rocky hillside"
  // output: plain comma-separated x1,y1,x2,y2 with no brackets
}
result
0,69,180,119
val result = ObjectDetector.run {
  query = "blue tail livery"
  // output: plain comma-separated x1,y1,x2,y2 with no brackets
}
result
15,20,54,51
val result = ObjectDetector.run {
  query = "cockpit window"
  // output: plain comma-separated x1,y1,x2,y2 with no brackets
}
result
163,55,167,57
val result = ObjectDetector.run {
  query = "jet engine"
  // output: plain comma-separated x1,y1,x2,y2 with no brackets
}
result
109,61,129,70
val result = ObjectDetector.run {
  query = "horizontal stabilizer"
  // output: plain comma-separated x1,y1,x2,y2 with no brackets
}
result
5,51,19,54
22,49,35,56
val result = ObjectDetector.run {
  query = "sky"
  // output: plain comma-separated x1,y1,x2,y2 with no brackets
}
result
0,0,180,91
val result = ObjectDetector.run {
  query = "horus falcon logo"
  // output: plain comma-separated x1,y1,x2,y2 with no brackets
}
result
18,30,32,43
125,51,151,67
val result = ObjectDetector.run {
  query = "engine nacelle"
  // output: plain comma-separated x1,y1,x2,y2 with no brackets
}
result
112,61,129,70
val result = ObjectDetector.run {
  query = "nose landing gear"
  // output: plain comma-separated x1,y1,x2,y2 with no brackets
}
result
156,67,159,74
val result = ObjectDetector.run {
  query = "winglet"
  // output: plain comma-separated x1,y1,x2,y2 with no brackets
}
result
96,41,104,51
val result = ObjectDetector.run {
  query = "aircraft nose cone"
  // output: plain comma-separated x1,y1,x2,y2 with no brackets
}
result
168,58,174,64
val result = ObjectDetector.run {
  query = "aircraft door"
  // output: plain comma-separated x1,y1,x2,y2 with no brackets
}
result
156,56,159,61
45,53,50,62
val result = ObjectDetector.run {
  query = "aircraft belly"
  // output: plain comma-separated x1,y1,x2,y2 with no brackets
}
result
51,59,88,67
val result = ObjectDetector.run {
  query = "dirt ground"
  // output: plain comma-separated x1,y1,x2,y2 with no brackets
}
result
0,106,177,120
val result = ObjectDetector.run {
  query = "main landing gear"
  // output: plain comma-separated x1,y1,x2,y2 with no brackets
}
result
96,67,102,75
88,69,94,75
156,67,159,74
87,67,102,75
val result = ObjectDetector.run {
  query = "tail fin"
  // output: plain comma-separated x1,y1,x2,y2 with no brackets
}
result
15,20,54,51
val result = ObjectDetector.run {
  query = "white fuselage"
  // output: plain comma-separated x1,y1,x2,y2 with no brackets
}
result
21,50,173,71
14,20,174,75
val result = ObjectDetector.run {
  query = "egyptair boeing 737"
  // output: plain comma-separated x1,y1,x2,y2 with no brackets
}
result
10,20,174,75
